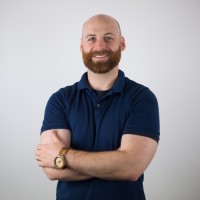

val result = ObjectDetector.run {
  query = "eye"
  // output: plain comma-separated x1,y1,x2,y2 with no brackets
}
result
87,37,96,42
104,36,113,42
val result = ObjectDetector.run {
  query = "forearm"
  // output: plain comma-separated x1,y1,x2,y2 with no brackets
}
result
43,167,93,181
37,132,157,182
66,149,136,181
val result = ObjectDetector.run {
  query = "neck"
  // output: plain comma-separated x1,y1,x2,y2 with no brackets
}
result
87,67,119,91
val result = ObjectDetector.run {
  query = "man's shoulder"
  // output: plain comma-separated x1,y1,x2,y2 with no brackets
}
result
55,82,79,95
124,77,157,102
124,77,148,93
47,82,79,104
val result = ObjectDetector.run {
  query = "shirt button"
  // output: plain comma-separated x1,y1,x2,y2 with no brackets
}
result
96,103,100,108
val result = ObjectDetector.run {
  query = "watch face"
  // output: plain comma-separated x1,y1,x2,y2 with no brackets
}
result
55,156,65,169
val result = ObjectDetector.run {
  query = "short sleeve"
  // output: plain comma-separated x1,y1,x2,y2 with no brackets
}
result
123,88,160,142
41,88,70,133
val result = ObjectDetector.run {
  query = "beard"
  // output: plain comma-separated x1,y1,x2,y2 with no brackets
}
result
82,47,121,74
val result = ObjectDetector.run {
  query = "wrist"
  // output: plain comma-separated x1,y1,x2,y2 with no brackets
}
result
54,147,70,169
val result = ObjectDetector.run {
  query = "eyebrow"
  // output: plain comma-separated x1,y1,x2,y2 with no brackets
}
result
104,32,115,37
85,34,96,39
85,32,115,39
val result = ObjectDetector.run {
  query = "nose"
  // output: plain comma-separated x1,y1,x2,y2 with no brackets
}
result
94,38,107,51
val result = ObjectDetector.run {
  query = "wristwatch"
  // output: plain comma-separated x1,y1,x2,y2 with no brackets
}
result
54,147,69,169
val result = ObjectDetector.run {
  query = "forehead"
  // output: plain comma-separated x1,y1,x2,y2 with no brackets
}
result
82,16,120,38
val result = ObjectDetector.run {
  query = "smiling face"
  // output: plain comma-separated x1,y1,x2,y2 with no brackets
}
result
80,14,126,73
82,46,122,74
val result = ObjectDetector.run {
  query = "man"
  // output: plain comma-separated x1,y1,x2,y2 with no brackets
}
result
35,14,160,200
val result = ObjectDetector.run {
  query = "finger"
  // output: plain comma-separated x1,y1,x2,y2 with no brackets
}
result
34,147,40,158
36,144,46,150
37,159,44,167
34,150,38,157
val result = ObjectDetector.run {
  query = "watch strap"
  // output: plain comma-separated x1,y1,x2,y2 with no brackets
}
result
59,147,69,156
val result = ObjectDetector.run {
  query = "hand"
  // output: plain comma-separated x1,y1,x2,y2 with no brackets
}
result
35,131,66,168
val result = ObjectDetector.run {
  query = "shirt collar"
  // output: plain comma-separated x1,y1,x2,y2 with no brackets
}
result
77,70,125,93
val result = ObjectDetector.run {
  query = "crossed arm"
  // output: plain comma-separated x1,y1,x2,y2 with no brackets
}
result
36,129,158,181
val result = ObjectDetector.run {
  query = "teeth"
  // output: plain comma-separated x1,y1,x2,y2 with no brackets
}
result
94,55,108,58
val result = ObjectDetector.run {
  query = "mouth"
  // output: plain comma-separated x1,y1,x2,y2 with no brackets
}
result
92,54,109,61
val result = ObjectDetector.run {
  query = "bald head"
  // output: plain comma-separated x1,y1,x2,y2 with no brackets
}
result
82,14,122,38
80,14,126,74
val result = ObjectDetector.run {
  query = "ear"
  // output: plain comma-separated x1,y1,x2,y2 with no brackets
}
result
120,36,126,51
80,38,83,52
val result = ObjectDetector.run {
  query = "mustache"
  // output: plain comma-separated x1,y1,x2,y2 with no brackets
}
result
91,49,111,56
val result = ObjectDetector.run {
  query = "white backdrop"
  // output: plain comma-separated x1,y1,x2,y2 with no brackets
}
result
0,0,199,199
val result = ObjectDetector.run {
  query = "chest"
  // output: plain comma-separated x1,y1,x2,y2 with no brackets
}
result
67,91,129,151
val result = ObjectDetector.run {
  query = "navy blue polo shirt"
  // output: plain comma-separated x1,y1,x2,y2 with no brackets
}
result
41,70,160,200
